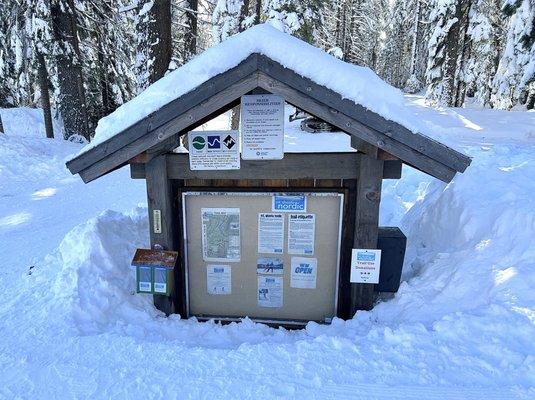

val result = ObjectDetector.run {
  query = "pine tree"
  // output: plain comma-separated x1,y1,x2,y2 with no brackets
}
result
491,0,535,109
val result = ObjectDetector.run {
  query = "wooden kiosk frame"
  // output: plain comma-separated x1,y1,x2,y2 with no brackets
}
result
66,52,471,322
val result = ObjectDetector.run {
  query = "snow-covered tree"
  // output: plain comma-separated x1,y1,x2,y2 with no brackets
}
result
491,0,535,109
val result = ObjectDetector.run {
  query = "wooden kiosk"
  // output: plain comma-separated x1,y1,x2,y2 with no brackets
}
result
66,26,471,325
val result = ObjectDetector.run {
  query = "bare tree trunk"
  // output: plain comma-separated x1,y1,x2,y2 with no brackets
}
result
50,0,90,140
36,52,54,139
136,0,172,90
0,113,4,134
184,0,198,60
255,0,261,24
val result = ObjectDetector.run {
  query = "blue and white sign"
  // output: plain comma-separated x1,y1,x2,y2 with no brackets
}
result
272,195,307,213
291,257,317,289
350,249,381,284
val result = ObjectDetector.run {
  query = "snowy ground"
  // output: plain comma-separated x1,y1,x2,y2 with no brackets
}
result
0,100,534,399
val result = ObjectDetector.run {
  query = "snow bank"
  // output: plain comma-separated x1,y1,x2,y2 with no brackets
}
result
0,107,62,138
78,24,430,156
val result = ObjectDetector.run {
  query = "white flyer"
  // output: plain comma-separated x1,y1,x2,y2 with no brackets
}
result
257,275,283,307
288,213,315,255
201,208,240,262
350,249,382,284
258,213,284,254
257,257,284,275
206,265,232,295
291,257,317,289
188,130,240,170
240,94,284,160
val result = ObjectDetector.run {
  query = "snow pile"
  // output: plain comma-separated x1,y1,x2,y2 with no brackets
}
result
0,107,62,137
79,24,428,156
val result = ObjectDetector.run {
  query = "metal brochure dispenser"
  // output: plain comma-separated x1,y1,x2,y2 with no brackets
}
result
131,249,178,296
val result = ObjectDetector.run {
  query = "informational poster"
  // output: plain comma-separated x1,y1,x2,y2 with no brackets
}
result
258,213,284,254
188,130,240,170
257,275,283,307
272,195,306,213
240,94,284,160
206,265,232,295
288,213,315,255
350,249,382,284
257,257,284,275
291,257,317,289
201,208,241,262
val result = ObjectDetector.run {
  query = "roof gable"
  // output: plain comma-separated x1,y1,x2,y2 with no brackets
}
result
66,26,471,183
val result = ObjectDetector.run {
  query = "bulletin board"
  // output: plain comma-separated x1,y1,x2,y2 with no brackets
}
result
182,191,343,323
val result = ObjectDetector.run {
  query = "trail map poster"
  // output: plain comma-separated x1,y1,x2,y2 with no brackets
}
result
201,208,241,262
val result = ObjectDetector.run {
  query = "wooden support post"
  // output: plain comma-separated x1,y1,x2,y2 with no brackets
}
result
146,154,177,315
350,154,384,314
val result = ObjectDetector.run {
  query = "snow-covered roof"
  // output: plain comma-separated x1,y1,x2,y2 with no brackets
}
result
82,24,414,154
67,24,471,183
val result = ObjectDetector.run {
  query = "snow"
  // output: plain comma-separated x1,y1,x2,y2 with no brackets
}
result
76,24,446,158
2,103,535,398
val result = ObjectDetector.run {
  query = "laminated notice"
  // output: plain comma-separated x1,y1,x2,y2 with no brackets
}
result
207,265,232,295
291,257,317,289
258,213,284,254
257,276,283,307
288,213,315,255
201,208,240,262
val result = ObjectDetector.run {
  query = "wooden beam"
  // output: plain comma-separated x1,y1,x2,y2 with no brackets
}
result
145,155,178,316
257,54,471,173
350,155,384,313
78,73,259,183
130,153,402,180
67,54,260,175
257,72,457,183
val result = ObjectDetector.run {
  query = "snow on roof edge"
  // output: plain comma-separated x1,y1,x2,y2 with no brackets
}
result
72,23,431,160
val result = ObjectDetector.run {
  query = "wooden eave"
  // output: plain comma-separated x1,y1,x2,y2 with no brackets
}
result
66,53,471,183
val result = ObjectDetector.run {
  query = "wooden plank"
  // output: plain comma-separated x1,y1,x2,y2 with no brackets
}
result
350,155,384,313
257,72,457,183
257,54,471,173
67,54,260,175
165,152,361,180
145,155,178,316
78,73,259,183
131,155,401,180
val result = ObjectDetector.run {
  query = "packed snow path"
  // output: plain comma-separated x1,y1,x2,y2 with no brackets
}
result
0,101,534,399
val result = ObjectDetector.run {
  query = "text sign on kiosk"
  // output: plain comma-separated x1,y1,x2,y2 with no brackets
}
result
272,195,307,212
350,249,382,284
188,130,240,170
241,94,284,160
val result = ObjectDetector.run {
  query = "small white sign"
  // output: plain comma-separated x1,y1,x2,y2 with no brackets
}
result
350,249,382,284
240,94,284,160
291,257,317,289
258,275,283,308
258,213,284,254
188,130,240,170
206,265,232,295
288,213,315,255
153,267,167,293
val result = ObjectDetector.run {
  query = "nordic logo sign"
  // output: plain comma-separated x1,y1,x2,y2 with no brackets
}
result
192,136,205,150
357,252,376,262
272,195,306,212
